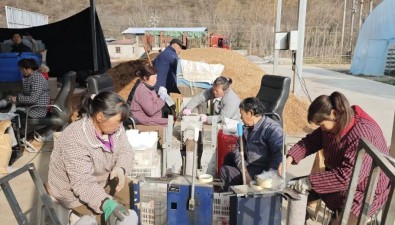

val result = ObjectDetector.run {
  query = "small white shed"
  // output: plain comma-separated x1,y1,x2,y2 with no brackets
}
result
107,39,139,60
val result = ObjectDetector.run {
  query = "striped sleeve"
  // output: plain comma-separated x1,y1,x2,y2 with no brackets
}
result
287,128,323,164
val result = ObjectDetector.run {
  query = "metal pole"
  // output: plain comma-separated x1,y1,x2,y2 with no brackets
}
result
369,0,373,13
273,0,283,75
349,0,356,54
390,112,395,157
359,0,364,29
295,0,307,97
90,0,98,72
340,0,347,56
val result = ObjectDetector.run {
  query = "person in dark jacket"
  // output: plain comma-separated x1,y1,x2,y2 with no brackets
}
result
11,33,33,53
220,97,284,190
153,38,186,94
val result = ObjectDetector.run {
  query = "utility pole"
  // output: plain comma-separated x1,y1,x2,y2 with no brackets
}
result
359,0,364,29
295,0,307,97
369,0,373,13
340,0,347,56
273,0,283,75
349,0,356,54
90,0,98,72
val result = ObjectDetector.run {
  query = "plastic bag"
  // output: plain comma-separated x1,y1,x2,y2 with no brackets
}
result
255,170,285,191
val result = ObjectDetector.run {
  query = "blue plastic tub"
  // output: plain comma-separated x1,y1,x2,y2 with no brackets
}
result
0,52,42,82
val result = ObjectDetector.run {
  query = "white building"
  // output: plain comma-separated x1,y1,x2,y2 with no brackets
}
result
107,39,142,60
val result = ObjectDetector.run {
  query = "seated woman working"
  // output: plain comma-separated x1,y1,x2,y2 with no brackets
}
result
48,91,137,225
279,91,390,225
9,58,50,120
130,64,174,126
182,76,241,124
220,97,284,190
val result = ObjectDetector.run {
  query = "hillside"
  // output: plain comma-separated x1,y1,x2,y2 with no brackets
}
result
0,0,381,57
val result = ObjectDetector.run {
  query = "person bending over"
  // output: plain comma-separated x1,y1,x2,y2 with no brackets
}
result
183,76,241,124
279,91,390,225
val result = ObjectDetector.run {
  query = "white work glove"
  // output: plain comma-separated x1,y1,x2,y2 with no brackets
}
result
288,177,312,195
110,167,125,192
183,108,192,116
158,86,167,96
159,93,174,106
200,114,208,123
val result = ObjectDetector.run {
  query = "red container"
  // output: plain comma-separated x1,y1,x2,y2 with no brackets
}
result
217,129,238,177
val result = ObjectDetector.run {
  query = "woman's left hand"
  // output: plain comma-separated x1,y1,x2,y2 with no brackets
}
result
278,156,293,177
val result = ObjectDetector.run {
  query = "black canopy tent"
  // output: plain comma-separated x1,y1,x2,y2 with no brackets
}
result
0,7,111,81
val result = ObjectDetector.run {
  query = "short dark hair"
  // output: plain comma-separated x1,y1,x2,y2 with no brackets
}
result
18,58,39,70
239,97,266,116
12,33,22,38
213,76,233,91
78,91,130,121
136,64,157,80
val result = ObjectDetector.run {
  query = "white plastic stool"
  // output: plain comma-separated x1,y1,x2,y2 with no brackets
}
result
37,195,81,225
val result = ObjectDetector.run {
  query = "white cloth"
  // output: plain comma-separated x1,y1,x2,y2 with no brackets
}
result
180,59,224,83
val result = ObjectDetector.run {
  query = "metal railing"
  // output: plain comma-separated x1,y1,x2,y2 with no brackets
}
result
342,139,395,225
0,163,61,225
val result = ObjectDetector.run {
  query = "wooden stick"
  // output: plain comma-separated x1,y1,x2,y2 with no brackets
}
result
143,34,153,66
237,123,246,185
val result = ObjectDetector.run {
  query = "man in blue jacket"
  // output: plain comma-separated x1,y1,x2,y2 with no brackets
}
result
153,38,186,94
220,97,284,190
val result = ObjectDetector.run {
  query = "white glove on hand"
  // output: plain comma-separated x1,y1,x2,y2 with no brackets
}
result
183,108,192,116
158,86,168,96
288,177,312,195
200,114,208,123
164,95,175,106
159,93,166,100
110,167,125,192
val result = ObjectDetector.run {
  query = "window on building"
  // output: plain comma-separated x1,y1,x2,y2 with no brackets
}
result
116,47,121,53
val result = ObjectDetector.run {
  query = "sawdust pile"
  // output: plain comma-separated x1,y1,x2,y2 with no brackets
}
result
107,48,313,135
108,59,148,100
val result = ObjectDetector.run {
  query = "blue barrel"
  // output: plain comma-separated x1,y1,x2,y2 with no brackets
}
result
0,52,42,82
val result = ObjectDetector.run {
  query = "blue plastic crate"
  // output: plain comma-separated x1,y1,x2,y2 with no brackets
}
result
0,52,42,82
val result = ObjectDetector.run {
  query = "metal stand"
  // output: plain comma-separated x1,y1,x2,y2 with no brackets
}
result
0,163,61,225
